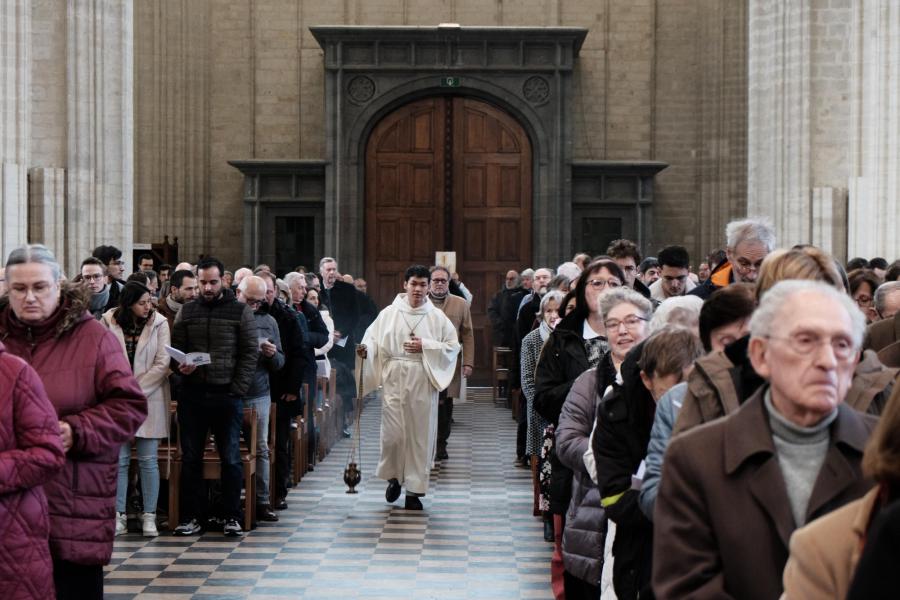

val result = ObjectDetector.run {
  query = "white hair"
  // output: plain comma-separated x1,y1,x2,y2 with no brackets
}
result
649,295,703,334
319,256,337,270
283,271,305,288
539,290,566,316
557,261,582,280
726,217,776,251
520,268,535,278
875,281,900,317
599,287,653,319
749,280,866,348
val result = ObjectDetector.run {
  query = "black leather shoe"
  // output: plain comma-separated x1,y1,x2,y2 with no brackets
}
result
435,448,449,461
273,498,288,511
385,479,401,503
257,505,279,522
404,495,423,511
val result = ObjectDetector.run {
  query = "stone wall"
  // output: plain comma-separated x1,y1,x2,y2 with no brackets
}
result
133,0,750,270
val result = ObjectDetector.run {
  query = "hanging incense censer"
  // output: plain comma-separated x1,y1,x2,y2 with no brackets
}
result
344,346,365,493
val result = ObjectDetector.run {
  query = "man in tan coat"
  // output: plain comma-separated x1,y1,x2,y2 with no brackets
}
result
653,281,877,600
429,266,474,461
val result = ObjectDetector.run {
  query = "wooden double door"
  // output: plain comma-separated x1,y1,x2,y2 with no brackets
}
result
365,96,532,381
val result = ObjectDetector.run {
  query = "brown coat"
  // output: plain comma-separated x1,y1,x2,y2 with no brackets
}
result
781,487,878,600
864,311,900,353
653,388,876,600
431,294,474,398
674,348,897,435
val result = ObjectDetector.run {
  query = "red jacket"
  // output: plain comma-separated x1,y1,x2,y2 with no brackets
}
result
0,342,66,599
0,287,147,565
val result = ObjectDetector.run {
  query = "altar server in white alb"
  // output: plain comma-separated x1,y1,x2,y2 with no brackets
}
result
356,265,460,510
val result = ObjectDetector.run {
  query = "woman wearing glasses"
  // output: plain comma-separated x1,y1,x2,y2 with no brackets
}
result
533,258,628,598
101,281,171,538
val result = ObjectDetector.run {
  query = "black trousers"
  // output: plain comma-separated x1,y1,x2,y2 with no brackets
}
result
516,392,527,458
274,402,293,501
437,390,453,452
54,558,103,600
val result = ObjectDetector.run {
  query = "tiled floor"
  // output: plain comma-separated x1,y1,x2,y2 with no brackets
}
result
105,389,553,599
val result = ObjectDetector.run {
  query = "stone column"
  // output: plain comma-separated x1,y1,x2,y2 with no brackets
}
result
64,0,134,276
0,0,30,260
28,167,67,257
847,0,900,260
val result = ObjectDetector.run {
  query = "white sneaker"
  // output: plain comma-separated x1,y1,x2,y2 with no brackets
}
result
115,512,127,536
141,513,158,537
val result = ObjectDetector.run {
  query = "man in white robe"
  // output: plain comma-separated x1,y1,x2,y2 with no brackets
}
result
357,265,460,510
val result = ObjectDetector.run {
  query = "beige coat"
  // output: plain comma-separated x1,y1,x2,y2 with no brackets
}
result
101,309,171,438
431,294,474,399
781,487,879,600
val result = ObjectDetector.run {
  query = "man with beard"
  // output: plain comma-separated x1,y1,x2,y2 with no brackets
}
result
487,270,524,347
428,266,474,461
171,257,258,537
157,269,199,330
80,257,111,319
357,265,459,510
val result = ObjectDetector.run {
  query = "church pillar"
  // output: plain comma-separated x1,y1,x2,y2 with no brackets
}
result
63,0,134,276
0,0,30,260
847,0,900,260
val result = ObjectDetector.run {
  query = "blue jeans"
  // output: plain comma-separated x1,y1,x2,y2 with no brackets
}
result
178,389,243,522
116,437,160,513
243,395,271,505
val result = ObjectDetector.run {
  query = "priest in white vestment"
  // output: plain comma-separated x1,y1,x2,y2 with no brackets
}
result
357,265,460,510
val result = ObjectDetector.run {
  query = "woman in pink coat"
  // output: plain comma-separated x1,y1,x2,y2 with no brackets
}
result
0,245,146,600
0,341,66,599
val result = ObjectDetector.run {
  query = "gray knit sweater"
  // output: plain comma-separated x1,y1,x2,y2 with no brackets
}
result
764,391,837,527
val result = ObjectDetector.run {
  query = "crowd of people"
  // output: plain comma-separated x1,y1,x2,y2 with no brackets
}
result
2,215,900,599
486,217,900,599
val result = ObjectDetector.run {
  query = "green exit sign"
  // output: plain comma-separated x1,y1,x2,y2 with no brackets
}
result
440,76,460,88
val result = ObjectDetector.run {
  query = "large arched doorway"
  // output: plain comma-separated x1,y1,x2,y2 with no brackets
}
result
365,96,532,380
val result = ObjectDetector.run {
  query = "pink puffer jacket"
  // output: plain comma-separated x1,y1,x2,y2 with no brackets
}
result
0,287,147,565
0,342,66,599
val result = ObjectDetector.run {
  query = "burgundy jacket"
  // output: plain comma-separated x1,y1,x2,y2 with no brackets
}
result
0,342,66,599
0,287,147,565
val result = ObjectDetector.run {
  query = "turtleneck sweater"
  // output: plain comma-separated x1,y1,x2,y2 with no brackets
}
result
764,390,837,527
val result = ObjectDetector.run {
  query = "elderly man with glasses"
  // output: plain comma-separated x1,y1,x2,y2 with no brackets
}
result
691,217,776,300
653,280,877,600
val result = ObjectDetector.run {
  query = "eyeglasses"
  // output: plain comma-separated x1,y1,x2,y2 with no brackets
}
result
244,298,265,308
587,278,621,290
604,314,648,330
82,274,105,281
854,294,873,307
734,258,764,274
431,278,449,284
765,331,858,361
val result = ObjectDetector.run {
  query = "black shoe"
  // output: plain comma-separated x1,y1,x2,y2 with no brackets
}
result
385,478,401,503
273,498,288,511
404,495,423,511
543,519,554,542
514,456,529,469
435,448,449,461
256,505,279,522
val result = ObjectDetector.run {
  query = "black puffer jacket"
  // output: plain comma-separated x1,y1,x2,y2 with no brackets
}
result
593,342,655,600
171,288,259,396
268,299,307,417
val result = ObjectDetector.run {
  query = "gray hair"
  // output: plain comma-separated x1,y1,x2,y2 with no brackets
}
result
5,244,61,282
534,267,555,278
557,261,582,280
539,290,566,316
726,217,776,251
319,256,337,270
283,271,306,288
750,280,866,348
304,272,320,287
649,295,703,334
520,268,535,279
599,287,653,320
875,281,900,317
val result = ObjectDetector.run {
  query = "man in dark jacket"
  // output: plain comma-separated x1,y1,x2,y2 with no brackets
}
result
487,270,522,346
608,238,653,300
80,257,110,319
171,257,259,538
654,281,877,600
91,245,125,312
